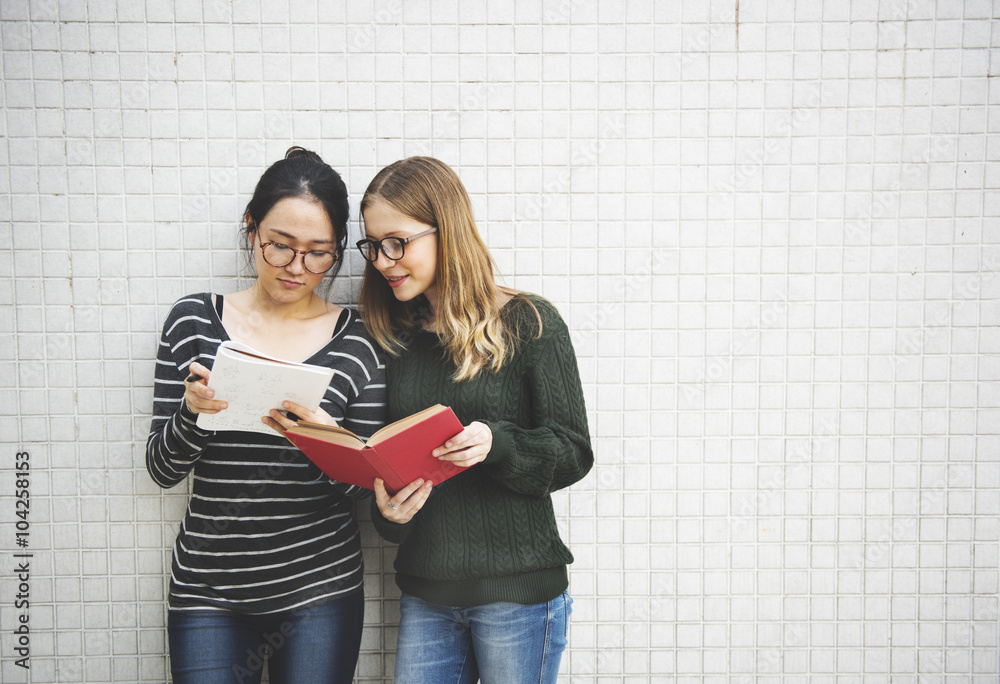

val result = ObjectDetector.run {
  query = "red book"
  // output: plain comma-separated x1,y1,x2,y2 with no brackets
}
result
284,404,466,494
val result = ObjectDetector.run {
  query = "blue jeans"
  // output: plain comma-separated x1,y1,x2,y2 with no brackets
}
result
167,591,364,684
394,591,571,684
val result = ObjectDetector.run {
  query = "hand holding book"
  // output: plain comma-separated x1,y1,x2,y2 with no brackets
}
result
193,341,335,435
373,419,493,523
373,476,432,524
428,420,493,468
283,404,470,494
184,357,337,435
264,400,339,434
183,361,228,415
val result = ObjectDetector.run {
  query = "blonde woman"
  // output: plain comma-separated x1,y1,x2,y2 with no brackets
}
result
358,156,593,683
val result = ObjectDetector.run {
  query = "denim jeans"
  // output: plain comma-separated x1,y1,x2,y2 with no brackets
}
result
394,591,571,684
167,591,364,684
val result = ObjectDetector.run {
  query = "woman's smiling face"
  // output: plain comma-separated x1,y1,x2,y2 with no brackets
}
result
362,200,440,309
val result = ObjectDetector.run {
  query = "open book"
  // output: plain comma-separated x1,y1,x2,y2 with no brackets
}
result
284,404,466,494
196,340,335,435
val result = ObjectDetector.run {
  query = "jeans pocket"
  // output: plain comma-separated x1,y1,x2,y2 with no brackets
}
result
562,591,573,638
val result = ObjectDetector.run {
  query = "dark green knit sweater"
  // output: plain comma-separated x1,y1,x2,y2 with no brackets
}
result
371,294,593,607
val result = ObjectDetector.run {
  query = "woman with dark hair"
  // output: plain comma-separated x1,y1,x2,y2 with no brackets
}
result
358,156,593,683
146,147,385,683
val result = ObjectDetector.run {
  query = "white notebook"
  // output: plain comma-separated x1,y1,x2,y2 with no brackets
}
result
195,341,335,435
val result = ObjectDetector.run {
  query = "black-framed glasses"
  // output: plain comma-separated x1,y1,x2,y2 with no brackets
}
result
259,241,339,274
356,227,438,262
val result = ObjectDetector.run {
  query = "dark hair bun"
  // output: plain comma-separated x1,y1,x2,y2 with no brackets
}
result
242,145,350,280
284,146,324,164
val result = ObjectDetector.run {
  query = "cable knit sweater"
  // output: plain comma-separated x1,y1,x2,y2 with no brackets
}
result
371,294,593,607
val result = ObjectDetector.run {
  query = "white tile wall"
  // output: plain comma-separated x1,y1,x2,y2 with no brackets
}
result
1,0,998,681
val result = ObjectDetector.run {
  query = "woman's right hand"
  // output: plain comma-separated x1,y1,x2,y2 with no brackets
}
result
183,362,228,415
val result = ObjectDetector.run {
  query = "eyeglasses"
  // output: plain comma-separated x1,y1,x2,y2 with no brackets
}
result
356,227,438,262
259,241,338,274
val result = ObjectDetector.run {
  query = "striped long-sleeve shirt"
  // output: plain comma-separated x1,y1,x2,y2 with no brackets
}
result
146,293,387,614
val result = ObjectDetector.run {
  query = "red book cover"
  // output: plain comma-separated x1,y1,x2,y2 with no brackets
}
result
284,404,466,494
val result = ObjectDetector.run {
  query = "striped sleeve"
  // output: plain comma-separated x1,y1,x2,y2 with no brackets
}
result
146,295,219,488
338,328,388,441
313,316,389,499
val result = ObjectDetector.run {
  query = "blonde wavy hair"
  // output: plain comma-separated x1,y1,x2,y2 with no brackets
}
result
359,157,538,381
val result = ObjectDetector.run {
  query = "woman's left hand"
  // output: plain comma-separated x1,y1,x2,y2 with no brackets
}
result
431,421,492,468
263,400,338,434
374,477,432,524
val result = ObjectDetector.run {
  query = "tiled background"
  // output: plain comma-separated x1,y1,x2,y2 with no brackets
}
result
1,0,998,681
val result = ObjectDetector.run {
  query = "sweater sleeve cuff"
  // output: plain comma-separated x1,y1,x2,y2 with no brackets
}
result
482,420,515,466
177,400,212,438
